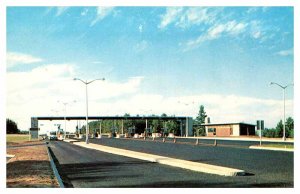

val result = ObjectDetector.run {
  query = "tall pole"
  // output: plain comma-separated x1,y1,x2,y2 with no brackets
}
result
270,82,293,141
283,88,286,141
85,81,89,144
64,103,67,139
57,101,75,139
74,78,105,144
100,120,102,135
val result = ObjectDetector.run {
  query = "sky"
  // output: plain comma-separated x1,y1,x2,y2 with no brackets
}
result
6,6,294,133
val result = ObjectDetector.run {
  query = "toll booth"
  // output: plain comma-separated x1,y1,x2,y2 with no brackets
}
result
29,128,39,140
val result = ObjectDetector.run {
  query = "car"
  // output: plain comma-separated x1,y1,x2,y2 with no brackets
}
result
48,131,58,141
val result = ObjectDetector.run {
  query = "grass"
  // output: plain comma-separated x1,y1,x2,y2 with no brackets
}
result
260,144,294,149
7,134,30,143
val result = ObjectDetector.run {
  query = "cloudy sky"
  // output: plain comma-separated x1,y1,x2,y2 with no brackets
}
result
6,6,294,132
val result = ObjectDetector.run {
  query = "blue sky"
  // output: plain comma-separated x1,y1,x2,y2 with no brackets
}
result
6,6,294,131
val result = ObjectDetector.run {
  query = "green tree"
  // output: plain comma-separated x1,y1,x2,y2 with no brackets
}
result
123,113,132,133
194,105,207,136
152,119,161,133
165,120,179,134
6,118,19,134
161,113,167,117
263,128,276,138
285,117,294,138
275,120,283,138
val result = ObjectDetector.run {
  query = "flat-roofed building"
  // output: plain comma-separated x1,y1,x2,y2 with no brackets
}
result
201,122,256,137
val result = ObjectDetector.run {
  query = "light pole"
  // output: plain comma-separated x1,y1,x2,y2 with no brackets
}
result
74,78,105,144
57,100,76,139
270,82,293,141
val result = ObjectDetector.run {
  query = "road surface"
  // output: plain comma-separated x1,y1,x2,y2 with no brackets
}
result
49,139,293,188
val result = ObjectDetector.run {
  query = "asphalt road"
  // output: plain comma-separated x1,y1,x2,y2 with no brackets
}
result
49,139,293,188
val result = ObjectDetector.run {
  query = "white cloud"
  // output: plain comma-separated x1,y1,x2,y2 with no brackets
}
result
246,7,259,14
6,64,144,131
249,20,263,39
138,24,143,33
7,52,43,68
92,61,103,64
90,7,115,27
276,48,293,56
56,7,69,17
176,7,217,28
81,8,89,16
184,20,247,51
159,7,220,29
158,7,183,29
134,40,149,52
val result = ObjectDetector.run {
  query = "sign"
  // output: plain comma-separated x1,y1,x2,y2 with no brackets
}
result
256,120,264,130
31,117,38,128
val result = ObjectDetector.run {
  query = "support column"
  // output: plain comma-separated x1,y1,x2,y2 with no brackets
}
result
180,120,183,137
99,120,102,135
122,120,124,134
186,118,188,137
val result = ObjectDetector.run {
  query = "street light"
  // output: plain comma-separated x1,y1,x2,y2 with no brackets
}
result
57,100,76,139
74,78,105,144
270,82,293,141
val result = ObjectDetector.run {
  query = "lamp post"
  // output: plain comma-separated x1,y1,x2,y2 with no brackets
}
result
57,100,76,139
74,78,105,144
270,82,293,141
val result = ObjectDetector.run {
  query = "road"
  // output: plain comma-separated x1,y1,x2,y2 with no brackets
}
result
49,139,293,188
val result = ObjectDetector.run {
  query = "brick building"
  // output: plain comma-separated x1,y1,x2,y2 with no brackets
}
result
201,122,256,137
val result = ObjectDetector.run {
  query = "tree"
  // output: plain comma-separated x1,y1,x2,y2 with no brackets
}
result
6,118,19,134
285,117,294,138
166,120,179,134
275,120,283,138
123,113,132,133
285,117,294,130
152,119,161,133
194,105,207,136
262,117,294,138
161,113,167,117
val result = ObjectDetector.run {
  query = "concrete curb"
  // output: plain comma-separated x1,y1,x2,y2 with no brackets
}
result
6,154,15,163
63,139,80,143
249,146,294,152
73,142,245,177
177,136,294,143
46,146,65,188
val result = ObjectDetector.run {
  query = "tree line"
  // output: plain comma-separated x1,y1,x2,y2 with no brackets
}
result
78,113,181,135
6,118,29,134
262,117,294,138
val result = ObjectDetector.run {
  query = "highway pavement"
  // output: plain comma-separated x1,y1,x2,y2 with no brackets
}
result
49,138,293,188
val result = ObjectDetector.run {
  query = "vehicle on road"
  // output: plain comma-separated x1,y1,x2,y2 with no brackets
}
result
47,131,58,141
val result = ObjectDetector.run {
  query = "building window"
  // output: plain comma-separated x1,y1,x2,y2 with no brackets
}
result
208,128,216,135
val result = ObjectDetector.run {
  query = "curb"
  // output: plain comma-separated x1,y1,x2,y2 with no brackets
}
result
73,142,245,177
46,146,65,188
63,139,80,143
249,146,294,152
6,154,15,163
